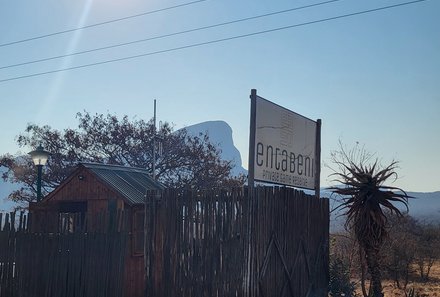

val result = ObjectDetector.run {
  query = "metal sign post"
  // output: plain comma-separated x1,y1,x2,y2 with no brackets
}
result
248,89,257,188
314,119,322,198
246,89,258,296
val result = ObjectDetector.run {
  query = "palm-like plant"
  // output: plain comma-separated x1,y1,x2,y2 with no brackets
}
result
329,147,410,297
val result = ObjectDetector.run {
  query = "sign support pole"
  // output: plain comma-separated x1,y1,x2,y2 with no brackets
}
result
248,89,257,188
246,89,257,297
314,119,322,198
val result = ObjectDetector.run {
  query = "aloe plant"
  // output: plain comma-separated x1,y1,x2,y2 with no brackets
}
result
329,146,410,297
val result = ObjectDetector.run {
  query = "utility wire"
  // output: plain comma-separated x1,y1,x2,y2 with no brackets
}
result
0,0,428,84
0,0,207,48
0,0,342,70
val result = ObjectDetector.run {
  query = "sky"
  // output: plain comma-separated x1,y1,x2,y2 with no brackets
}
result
0,0,439,192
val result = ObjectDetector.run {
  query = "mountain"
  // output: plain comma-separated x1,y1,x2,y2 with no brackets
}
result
327,190,440,232
183,120,247,176
406,191,440,223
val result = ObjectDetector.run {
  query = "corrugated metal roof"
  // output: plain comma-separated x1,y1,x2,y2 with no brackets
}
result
81,162,164,205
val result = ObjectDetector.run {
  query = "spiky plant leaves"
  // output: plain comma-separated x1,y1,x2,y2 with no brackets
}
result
329,148,412,297
329,160,410,246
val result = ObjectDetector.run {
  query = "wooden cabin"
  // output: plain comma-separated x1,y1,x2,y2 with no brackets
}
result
29,162,163,297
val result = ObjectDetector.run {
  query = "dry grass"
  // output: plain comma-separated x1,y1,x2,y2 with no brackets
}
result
354,263,440,297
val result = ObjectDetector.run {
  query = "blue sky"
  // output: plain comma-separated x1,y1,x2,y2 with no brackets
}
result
0,0,439,192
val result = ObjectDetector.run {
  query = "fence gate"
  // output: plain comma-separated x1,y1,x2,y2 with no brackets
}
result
145,187,329,297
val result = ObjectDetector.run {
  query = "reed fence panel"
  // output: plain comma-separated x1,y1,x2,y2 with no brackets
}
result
0,211,128,297
146,186,329,297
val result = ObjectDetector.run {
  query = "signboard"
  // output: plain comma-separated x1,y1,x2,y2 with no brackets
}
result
248,90,321,191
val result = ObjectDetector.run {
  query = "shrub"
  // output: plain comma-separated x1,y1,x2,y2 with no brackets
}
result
329,257,358,297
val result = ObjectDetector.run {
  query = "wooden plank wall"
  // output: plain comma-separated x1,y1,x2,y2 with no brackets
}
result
0,211,128,297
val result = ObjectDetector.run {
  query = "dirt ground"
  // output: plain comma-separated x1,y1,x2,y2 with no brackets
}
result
354,263,440,297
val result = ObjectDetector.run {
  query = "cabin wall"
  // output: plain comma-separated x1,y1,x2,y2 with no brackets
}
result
31,167,146,297
123,206,145,297
46,168,125,207
30,167,129,234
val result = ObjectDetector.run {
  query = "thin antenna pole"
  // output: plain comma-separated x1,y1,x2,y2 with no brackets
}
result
152,99,157,180
145,99,158,297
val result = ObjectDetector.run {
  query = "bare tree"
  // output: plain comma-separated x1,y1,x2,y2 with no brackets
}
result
382,213,418,290
414,223,440,282
1,111,244,205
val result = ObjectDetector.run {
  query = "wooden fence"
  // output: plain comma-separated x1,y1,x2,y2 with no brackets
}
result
249,187,329,297
145,186,329,297
1,187,329,297
0,211,128,297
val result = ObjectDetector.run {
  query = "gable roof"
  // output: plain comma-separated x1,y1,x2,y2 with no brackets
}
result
80,162,164,205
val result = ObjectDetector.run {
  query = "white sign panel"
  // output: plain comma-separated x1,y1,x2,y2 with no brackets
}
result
253,96,317,189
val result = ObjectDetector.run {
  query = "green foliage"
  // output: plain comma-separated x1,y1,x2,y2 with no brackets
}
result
329,257,358,297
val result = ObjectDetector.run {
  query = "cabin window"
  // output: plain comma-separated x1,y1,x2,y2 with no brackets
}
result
58,201,87,233
108,199,117,213
132,210,145,255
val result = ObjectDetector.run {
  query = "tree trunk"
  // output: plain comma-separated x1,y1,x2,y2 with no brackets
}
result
425,259,435,281
365,247,383,297
359,247,369,297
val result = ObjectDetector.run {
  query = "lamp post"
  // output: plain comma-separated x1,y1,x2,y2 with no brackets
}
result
29,145,50,202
